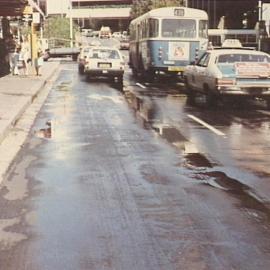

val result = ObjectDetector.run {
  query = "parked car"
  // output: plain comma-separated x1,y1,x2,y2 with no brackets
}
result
89,31,100,38
84,46,125,85
112,32,122,39
119,37,130,50
78,46,92,74
184,46,270,108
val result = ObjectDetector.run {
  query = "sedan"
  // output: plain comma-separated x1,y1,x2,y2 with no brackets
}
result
184,47,270,108
78,46,92,74
84,47,125,85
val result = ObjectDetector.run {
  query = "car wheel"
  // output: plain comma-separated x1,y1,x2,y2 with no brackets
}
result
266,99,270,110
131,68,138,78
72,55,78,61
78,65,84,75
117,75,123,84
185,77,196,105
205,91,218,107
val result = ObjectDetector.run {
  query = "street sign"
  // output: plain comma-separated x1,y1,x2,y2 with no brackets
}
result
33,12,40,24
23,5,33,15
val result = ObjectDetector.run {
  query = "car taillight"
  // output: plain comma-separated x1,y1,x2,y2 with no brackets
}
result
158,47,163,60
216,78,235,86
195,48,199,61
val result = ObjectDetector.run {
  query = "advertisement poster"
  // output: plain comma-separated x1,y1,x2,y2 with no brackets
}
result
169,42,189,61
235,62,270,77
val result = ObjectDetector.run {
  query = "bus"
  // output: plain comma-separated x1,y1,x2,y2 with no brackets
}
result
129,7,208,80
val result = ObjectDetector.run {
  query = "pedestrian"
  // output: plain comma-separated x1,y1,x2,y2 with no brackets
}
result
20,37,31,75
4,34,17,75
35,49,43,76
12,46,20,75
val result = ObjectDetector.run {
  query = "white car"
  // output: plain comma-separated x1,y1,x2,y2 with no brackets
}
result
84,46,125,85
78,46,92,74
184,47,270,108
112,32,122,39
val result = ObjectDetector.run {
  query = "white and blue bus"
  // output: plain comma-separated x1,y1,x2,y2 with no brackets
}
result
129,7,208,79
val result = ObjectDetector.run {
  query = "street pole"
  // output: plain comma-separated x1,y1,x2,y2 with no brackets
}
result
69,0,73,48
258,0,262,51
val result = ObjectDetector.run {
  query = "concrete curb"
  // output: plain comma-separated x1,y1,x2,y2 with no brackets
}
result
0,62,60,145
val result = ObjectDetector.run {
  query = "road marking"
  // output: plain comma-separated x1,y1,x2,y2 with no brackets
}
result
256,110,270,116
187,114,226,137
136,82,146,89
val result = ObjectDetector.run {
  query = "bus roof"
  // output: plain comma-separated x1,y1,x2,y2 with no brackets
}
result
130,7,208,25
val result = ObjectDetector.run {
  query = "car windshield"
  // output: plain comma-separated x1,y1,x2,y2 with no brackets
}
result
162,19,196,38
218,53,270,63
89,49,120,59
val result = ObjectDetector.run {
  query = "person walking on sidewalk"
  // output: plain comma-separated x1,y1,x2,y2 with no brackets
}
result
20,37,31,76
35,49,43,76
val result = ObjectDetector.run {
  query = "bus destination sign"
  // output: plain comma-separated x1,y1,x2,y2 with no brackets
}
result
174,8,184,16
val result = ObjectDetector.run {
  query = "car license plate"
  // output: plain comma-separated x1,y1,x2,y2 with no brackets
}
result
102,70,108,74
168,66,184,72
99,63,111,68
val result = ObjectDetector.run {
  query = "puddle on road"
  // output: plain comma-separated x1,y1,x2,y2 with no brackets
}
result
184,153,213,169
191,169,270,222
56,81,72,92
34,121,52,139
124,89,270,221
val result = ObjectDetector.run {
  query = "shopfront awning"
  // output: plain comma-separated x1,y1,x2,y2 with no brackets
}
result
0,0,28,16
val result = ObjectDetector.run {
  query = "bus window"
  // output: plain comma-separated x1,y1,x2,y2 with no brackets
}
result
162,19,196,38
149,18,159,38
199,20,208,38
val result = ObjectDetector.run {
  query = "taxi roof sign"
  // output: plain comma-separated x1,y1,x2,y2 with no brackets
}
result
222,39,242,48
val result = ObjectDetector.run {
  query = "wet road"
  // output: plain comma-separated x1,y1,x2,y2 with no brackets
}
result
0,62,270,269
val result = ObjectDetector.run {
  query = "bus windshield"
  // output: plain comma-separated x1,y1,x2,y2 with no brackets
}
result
162,19,196,38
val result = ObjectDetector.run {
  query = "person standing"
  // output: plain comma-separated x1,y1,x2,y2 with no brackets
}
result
5,34,17,75
20,37,31,75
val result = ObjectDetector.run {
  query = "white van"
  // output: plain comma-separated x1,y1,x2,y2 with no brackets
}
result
99,26,111,39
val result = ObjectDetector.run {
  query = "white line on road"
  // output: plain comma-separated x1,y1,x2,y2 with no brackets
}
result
256,110,270,116
136,82,146,89
187,114,226,137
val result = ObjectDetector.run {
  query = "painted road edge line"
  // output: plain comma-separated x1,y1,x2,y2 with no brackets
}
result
256,110,270,116
136,82,146,89
187,114,226,137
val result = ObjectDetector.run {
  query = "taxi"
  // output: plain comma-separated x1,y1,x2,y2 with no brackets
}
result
84,46,125,85
184,40,270,107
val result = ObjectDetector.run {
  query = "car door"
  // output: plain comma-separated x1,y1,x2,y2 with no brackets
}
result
194,52,211,91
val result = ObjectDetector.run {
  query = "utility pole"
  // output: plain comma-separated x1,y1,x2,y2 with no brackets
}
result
258,0,263,50
69,0,73,47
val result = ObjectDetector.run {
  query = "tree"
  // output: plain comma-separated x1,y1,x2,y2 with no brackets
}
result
43,16,79,47
131,0,186,18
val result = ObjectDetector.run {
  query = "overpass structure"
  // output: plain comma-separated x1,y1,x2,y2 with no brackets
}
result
70,0,132,31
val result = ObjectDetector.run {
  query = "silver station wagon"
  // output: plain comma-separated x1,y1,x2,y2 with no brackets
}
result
184,44,270,108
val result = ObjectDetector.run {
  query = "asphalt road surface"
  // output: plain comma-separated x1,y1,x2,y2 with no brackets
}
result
0,61,270,270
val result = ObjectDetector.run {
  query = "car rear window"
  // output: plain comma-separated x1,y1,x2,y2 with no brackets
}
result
89,49,120,59
218,53,270,63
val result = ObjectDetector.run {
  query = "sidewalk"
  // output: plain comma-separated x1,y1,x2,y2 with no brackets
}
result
0,61,60,144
